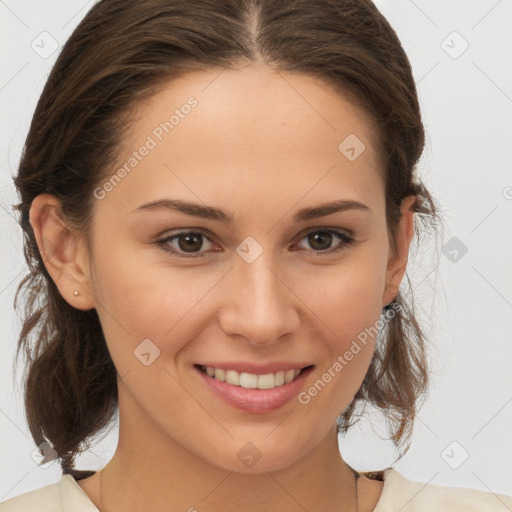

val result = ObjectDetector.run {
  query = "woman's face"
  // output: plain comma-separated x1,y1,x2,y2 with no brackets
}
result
77,63,413,473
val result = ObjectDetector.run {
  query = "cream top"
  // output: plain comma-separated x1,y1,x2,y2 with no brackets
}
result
1,468,511,511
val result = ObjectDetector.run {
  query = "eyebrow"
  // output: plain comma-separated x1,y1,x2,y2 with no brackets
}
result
130,198,371,224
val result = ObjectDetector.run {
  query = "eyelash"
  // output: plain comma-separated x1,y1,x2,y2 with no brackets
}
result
154,228,355,259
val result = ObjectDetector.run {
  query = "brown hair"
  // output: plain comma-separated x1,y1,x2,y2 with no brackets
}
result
12,0,439,478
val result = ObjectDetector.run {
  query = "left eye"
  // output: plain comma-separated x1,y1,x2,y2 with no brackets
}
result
155,228,354,258
295,229,354,253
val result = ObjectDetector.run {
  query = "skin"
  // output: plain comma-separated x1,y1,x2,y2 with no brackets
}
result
30,62,415,512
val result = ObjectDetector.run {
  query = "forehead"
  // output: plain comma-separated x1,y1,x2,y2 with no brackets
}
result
98,63,385,218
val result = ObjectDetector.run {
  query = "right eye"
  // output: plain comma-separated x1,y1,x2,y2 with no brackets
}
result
155,230,220,258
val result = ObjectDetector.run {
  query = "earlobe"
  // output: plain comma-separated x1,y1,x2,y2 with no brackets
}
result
29,193,95,310
382,195,416,308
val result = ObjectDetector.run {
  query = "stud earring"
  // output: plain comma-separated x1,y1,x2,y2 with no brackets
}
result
73,290,79,296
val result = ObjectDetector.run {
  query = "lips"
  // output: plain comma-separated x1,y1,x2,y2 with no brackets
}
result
194,363,315,413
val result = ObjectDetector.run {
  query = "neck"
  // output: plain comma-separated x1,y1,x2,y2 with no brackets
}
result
98,390,359,512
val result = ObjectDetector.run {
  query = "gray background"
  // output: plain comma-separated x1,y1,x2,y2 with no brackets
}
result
1,0,511,502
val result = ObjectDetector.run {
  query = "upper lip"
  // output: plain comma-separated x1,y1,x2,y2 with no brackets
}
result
195,362,314,375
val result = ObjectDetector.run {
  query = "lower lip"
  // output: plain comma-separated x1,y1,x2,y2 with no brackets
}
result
194,365,314,414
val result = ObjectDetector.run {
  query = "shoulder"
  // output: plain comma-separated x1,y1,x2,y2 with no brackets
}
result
0,474,98,512
0,479,61,512
369,468,512,511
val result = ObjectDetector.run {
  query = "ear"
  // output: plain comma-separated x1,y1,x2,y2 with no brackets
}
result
29,193,95,310
382,195,416,308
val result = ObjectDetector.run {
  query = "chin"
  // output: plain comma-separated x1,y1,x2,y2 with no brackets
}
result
197,434,314,475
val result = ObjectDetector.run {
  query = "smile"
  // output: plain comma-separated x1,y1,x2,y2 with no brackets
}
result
197,365,310,390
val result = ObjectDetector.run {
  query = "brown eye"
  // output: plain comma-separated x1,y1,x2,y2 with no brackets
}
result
307,231,334,251
176,233,204,253
156,230,216,258
296,228,355,255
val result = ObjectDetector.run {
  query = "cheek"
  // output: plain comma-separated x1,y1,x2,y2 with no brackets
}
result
292,318,382,429
309,255,386,339
89,247,201,415
299,256,386,399
89,236,223,366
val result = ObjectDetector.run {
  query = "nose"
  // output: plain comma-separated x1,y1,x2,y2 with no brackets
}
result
217,251,300,346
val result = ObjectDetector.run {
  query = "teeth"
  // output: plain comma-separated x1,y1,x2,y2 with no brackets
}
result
202,366,305,389
214,368,225,382
239,372,257,388
275,371,285,386
225,370,240,386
